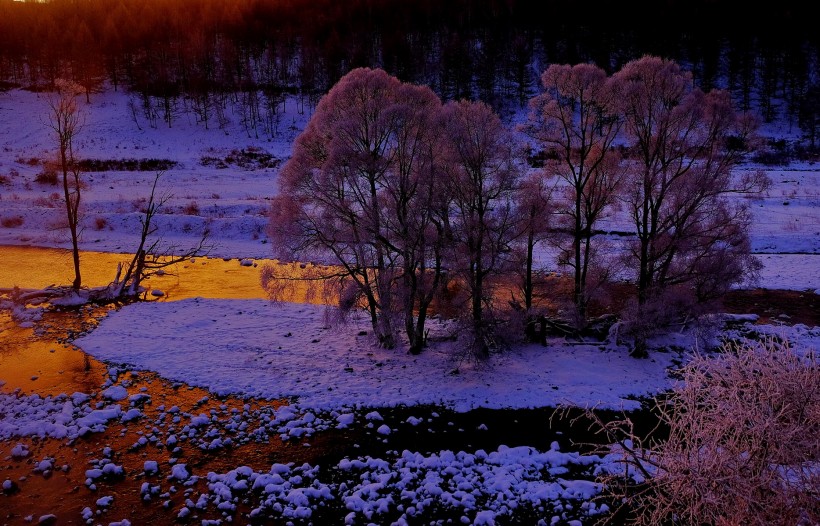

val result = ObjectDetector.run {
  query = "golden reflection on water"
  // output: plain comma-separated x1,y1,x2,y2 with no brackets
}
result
0,245,267,392
0,246,135,291
0,310,107,395
0,245,323,303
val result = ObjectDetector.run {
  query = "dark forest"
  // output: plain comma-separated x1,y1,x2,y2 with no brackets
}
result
2,0,819,128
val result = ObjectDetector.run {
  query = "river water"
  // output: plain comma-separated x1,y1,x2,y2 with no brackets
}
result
0,245,288,394
0,246,361,524
0,245,277,301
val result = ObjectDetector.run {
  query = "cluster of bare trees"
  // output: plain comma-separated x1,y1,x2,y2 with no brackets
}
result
267,56,768,357
609,58,768,355
266,68,520,356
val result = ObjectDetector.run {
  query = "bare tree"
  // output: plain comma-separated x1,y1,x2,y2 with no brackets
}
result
271,67,402,347
798,83,820,150
46,79,85,291
441,99,523,358
268,68,450,351
613,56,768,356
105,172,211,300
511,171,553,314
522,63,624,327
380,81,449,354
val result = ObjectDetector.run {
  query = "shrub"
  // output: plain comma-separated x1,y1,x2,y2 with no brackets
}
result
182,201,200,215
200,147,281,170
33,197,56,208
74,158,178,172
131,197,148,213
1,215,24,228
93,216,109,230
33,193,61,208
34,168,58,185
751,138,794,165
598,338,819,525
0,80,22,92
14,157,40,166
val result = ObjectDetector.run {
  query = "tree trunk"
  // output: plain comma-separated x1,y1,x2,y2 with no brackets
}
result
411,308,428,356
472,268,487,358
60,147,81,291
574,198,583,317
578,232,592,325
524,229,534,311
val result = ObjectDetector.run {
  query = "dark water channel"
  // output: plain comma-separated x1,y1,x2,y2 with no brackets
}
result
0,246,659,525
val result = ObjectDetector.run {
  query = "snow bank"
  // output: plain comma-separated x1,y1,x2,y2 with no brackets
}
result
74,298,681,412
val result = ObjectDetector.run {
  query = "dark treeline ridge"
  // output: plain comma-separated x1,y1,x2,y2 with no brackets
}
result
2,0,818,128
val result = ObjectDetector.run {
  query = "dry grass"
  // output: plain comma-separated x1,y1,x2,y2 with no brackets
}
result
182,200,200,215
93,216,109,231
587,337,819,525
34,168,58,185
0,215,24,228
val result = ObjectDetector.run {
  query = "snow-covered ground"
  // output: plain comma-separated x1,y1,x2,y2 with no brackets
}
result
73,298,682,412
3,300,818,524
72,298,820,414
